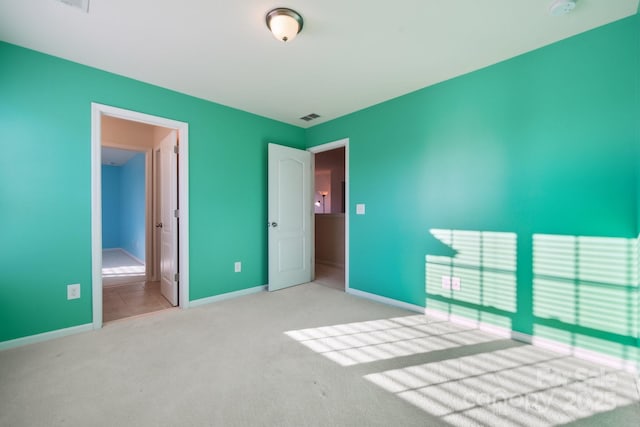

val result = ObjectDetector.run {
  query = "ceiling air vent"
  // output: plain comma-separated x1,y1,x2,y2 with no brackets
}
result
54,0,90,13
548,0,576,16
300,113,320,122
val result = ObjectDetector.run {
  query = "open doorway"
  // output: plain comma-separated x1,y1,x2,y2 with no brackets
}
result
310,140,349,291
101,146,147,289
100,119,176,322
91,103,190,329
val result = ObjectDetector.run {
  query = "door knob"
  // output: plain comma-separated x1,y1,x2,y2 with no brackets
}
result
271,222,278,228
155,223,163,228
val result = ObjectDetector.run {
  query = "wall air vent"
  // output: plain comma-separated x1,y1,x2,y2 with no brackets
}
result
300,113,320,122
54,0,90,13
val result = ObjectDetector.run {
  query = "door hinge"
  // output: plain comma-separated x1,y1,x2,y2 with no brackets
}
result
174,209,179,218
174,145,179,154
174,273,180,282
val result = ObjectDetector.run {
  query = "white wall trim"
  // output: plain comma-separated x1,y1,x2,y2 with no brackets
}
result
425,308,514,338
91,103,190,331
189,285,266,308
425,308,639,375
308,138,349,291
0,324,93,351
119,248,145,266
348,288,425,313
91,104,103,329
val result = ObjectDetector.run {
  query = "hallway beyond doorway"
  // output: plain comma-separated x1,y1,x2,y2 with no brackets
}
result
103,281,173,323
102,249,172,322
314,262,345,291
102,249,145,287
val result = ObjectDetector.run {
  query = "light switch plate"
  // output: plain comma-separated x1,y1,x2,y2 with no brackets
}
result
356,204,366,215
67,283,81,300
452,277,461,291
441,276,451,290
234,262,242,273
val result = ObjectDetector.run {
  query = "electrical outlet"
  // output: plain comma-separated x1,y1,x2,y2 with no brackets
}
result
234,262,242,273
67,283,81,300
441,276,451,290
452,277,461,291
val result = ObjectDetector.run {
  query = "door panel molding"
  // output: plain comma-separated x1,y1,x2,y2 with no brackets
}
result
159,130,178,306
268,143,312,291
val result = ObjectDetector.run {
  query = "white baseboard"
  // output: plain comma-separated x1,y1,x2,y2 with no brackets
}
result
0,323,94,351
425,308,514,338
347,288,424,313
189,285,266,308
425,308,639,375
119,248,145,265
102,247,145,265
1,285,266,350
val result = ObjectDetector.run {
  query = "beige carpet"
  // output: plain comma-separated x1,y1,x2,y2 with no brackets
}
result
1,283,638,426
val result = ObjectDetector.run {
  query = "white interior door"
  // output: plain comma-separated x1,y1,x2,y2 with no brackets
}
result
159,130,178,306
268,143,312,291
153,148,161,282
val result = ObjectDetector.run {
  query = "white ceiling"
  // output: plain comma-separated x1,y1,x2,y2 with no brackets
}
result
1,1,637,127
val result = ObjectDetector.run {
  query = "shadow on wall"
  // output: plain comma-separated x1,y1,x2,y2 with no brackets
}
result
425,229,639,369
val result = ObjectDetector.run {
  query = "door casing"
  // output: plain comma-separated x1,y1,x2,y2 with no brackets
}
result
91,103,190,329
308,138,350,291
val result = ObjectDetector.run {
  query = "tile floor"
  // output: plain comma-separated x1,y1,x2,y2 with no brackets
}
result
103,280,173,323
102,249,172,323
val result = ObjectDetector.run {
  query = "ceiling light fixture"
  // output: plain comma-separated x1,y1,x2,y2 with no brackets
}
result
549,0,576,16
266,8,303,42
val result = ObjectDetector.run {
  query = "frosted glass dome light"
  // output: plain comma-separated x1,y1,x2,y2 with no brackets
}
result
266,8,303,42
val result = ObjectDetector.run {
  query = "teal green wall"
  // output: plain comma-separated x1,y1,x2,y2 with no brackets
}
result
2,15,639,365
307,14,640,363
0,42,304,342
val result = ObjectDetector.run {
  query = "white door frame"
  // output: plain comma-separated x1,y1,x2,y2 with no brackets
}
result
308,138,349,291
91,103,190,329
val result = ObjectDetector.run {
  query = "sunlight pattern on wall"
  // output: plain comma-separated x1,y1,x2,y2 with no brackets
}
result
533,234,638,363
285,315,498,366
365,344,640,427
426,229,517,328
